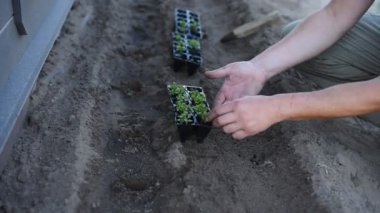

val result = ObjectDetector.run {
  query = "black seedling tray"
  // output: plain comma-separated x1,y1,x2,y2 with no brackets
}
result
167,83,212,143
174,9,202,38
172,32,202,75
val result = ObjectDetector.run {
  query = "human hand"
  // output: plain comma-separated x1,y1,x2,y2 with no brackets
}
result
207,95,288,140
205,61,267,107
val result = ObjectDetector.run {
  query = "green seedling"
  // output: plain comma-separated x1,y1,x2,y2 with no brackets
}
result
176,99,190,114
169,83,186,96
179,20,187,32
175,34,184,42
176,94,192,124
176,94,187,103
190,19,199,32
190,90,209,122
193,103,208,122
189,39,200,50
178,112,192,124
190,90,205,105
176,43,186,53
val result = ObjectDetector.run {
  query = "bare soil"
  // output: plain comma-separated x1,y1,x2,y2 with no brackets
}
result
1,0,380,213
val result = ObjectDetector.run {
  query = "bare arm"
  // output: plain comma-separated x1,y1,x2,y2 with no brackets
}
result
208,77,380,139
251,0,374,80
206,0,379,139
280,77,380,120
205,0,374,106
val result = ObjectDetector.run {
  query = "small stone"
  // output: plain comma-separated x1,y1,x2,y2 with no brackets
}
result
305,176,312,184
68,114,76,124
183,185,194,196
17,169,30,183
165,142,187,169
105,159,115,164
262,160,275,169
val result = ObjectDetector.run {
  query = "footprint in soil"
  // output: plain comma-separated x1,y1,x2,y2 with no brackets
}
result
116,112,153,154
110,157,172,193
110,112,174,195
112,168,155,192
150,117,178,151
0,207,6,213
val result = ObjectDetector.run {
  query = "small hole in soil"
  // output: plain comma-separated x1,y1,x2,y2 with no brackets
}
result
0,206,7,213
250,153,266,166
26,115,32,125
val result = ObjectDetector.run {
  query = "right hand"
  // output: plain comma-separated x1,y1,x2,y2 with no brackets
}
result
205,61,267,107
207,95,287,139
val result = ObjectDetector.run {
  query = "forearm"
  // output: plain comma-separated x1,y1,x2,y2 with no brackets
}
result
249,0,373,80
278,77,380,120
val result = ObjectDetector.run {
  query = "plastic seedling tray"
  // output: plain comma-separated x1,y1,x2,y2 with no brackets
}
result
167,83,212,143
172,32,202,75
174,9,202,38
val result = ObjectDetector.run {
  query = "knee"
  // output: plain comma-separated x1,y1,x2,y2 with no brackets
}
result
281,20,302,37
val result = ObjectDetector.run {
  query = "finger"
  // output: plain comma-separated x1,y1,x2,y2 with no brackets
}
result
231,92,244,101
207,102,234,122
232,131,249,140
213,113,237,127
222,123,241,134
205,66,230,79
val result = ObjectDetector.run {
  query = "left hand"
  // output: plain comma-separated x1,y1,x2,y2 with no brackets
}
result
207,95,287,140
205,61,267,107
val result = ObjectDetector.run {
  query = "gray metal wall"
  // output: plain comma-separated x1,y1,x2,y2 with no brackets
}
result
0,0,57,89
0,0,74,171
0,0,12,29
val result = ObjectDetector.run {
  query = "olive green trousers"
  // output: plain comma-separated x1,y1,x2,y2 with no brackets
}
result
282,14,380,126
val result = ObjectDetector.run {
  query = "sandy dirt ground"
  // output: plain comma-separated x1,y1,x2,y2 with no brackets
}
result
0,0,380,212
